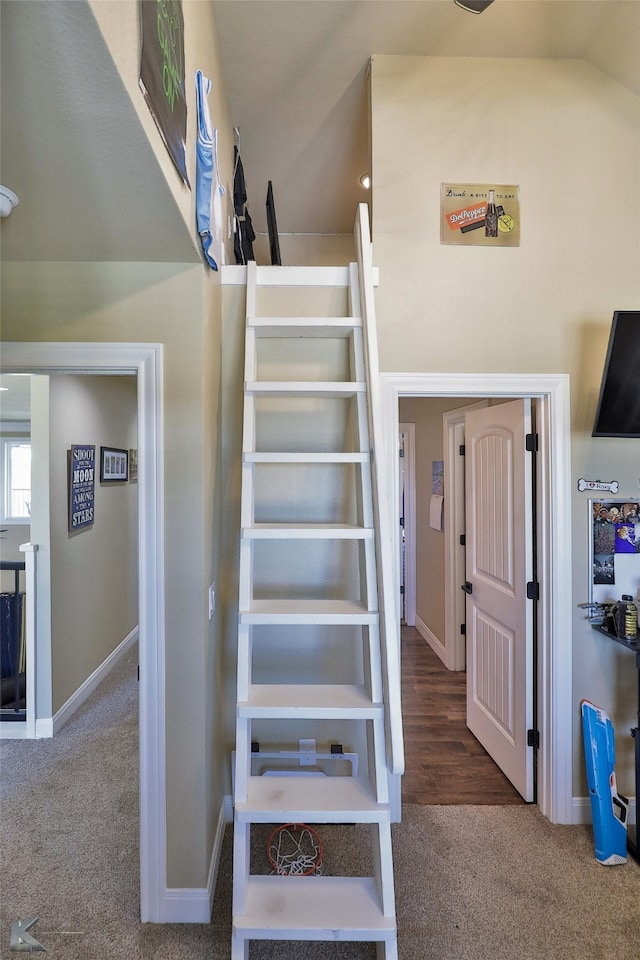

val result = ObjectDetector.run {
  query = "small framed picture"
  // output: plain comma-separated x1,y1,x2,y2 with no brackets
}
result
129,448,138,483
100,446,128,483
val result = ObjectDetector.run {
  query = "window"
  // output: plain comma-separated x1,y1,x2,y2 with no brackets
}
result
2,437,31,522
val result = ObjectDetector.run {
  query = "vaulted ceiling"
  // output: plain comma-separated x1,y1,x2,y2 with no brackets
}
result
1,1,638,262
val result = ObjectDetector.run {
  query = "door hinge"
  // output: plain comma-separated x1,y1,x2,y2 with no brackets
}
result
460,623,466,636
399,448,404,457
527,729,540,749
400,585,405,594
462,581,473,595
459,444,466,456
400,517,404,527
525,433,539,453
459,533,466,546
527,581,539,600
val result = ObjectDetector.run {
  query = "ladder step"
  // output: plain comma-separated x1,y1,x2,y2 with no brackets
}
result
246,381,365,398
239,599,378,624
244,452,368,463
242,523,373,539
248,316,362,336
235,775,389,822
233,876,396,941
253,264,352,288
238,684,382,718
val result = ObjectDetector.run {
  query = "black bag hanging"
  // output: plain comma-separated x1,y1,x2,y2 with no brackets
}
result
233,146,255,265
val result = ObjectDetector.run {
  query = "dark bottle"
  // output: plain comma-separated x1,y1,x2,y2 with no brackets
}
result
485,189,498,237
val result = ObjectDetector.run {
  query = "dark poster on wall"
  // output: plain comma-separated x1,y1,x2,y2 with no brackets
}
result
68,446,96,533
139,0,190,186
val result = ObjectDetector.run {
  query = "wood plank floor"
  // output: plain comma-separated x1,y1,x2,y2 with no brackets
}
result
401,625,525,805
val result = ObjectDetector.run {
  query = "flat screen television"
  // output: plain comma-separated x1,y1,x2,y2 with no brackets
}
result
592,310,640,438
266,180,282,266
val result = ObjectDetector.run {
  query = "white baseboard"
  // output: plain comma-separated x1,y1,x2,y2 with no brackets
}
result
415,615,447,666
50,627,138,736
573,796,592,825
2,628,138,740
572,795,636,825
161,796,233,923
35,717,54,738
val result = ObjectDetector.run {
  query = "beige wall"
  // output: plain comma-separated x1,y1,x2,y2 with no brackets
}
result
89,0,234,267
253,233,355,267
48,375,137,712
1,262,221,885
371,56,640,798
1,0,233,890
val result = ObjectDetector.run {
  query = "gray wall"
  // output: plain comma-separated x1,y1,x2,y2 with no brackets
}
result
48,375,137,713
399,397,471,646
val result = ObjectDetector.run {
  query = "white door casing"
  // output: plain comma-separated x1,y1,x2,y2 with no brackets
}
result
464,398,534,802
1,342,166,921
381,372,572,825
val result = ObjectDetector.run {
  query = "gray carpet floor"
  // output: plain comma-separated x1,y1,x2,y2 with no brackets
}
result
1,644,639,959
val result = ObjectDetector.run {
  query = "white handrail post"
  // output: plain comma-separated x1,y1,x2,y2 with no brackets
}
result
19,542,38,738
353,203,405,777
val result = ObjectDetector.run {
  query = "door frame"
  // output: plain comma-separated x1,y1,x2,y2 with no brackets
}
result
381,372,572,824
443,400,488,671
398,422,416,627
1,341,165,921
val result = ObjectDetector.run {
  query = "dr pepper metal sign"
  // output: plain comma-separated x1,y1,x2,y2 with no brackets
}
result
441,183,520,246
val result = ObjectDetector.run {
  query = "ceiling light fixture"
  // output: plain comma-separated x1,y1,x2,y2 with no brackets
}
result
0,185,19,218
454,0,495,13
360,174,371,190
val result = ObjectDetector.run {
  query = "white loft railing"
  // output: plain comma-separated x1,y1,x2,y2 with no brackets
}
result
20,542,37,737
353,203,405,777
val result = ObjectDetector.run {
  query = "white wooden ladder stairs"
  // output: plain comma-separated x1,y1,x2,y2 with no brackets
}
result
232,207,402,959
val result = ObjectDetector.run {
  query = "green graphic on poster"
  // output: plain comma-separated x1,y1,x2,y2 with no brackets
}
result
139,0,189,186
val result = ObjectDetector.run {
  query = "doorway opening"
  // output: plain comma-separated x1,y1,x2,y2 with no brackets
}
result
1,342,165,921
382,373,573,824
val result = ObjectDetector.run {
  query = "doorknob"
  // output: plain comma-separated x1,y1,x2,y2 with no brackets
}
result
461,581,473,594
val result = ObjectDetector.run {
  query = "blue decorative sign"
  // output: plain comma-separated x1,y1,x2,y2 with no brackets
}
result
69,445,95,532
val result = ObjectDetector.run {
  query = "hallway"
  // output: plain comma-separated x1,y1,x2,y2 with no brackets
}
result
401,625,525,805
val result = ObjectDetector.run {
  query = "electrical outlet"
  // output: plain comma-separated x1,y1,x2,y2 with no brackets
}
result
299,738,316,767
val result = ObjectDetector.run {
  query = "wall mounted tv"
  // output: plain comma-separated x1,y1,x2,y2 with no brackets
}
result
592,310,640,438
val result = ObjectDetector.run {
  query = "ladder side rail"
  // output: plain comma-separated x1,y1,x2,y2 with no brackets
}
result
246,260,258,318
352,205,405,777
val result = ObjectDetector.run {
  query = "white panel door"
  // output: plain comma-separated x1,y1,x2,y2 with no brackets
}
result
464,399,534,801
